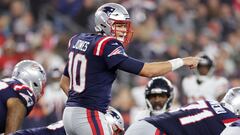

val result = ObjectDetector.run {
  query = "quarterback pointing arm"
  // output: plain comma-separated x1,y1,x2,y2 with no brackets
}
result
60,3,199,135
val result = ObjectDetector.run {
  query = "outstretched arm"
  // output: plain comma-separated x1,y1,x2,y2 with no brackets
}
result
5,98,26,135
139,57,200,78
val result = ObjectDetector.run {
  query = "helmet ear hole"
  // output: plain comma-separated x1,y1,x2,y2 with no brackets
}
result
33,82,38,87
101,24,106,28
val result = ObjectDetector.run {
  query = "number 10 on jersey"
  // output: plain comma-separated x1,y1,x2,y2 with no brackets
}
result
68,52,87,93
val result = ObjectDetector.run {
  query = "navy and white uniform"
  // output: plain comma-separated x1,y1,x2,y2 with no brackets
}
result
13,120,66,135
125,100,239,135
63,33,144,135
0,78,36,133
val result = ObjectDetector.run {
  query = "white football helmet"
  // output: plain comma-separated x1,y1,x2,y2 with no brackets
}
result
95,3,133,46
105,106,124,134
12,60,46,100
221,87,240,115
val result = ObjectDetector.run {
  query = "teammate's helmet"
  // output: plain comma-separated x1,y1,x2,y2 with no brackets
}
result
95,3,133,46
221,87,240,116
145,76,174,115
12,60,46,100
105,106,124,134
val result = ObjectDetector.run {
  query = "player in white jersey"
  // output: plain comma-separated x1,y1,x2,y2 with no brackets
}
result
133,77,174,122
182,53,229,103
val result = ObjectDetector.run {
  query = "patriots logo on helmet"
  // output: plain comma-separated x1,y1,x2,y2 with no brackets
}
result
31,64,45,75
108,46,127,57
102,6,115,16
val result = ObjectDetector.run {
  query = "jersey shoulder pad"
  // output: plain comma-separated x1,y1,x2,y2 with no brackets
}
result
67,34,78,49
13,84,35,107
93,36,121,56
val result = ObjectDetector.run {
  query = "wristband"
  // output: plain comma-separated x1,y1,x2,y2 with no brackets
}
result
168,58,184,71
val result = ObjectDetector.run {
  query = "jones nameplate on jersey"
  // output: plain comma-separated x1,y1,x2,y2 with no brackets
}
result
73,40,89,52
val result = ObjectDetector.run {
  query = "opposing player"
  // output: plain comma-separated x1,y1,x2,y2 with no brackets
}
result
12,106,124,135
125,87,240,135
182,53,229,103
132,76,174,122
60,2,200,135
0,60,46,135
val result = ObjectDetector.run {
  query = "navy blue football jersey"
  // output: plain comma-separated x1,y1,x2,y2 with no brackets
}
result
0,78,36,133
13,121,66,135
64,33,143,113
145,100,239,135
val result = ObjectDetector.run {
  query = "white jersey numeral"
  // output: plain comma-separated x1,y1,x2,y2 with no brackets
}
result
179,100,214,125
68,52,87,93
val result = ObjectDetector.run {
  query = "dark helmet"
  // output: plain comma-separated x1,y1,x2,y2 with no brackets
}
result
195,53,215,84
145,76,174,115
197,53,214,75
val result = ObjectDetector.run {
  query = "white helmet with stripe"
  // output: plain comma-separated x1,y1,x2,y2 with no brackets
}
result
12,60,46,100
105,106,124,134
95,3,133,46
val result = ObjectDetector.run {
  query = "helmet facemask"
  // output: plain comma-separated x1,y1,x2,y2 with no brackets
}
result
145,77,174,115
110,19,133,46
95,3,133,47
146,91,173,115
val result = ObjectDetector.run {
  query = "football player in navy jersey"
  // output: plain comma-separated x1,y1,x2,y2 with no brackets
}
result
12,106,124,135
125,87,240,135
60,2,200,135
0,60,46,135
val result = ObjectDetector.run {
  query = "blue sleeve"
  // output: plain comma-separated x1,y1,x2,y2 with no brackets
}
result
63,63,69,77
103,39,129,69
117,57,144,75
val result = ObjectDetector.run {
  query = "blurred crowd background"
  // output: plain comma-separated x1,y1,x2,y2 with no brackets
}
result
1,0,240,130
